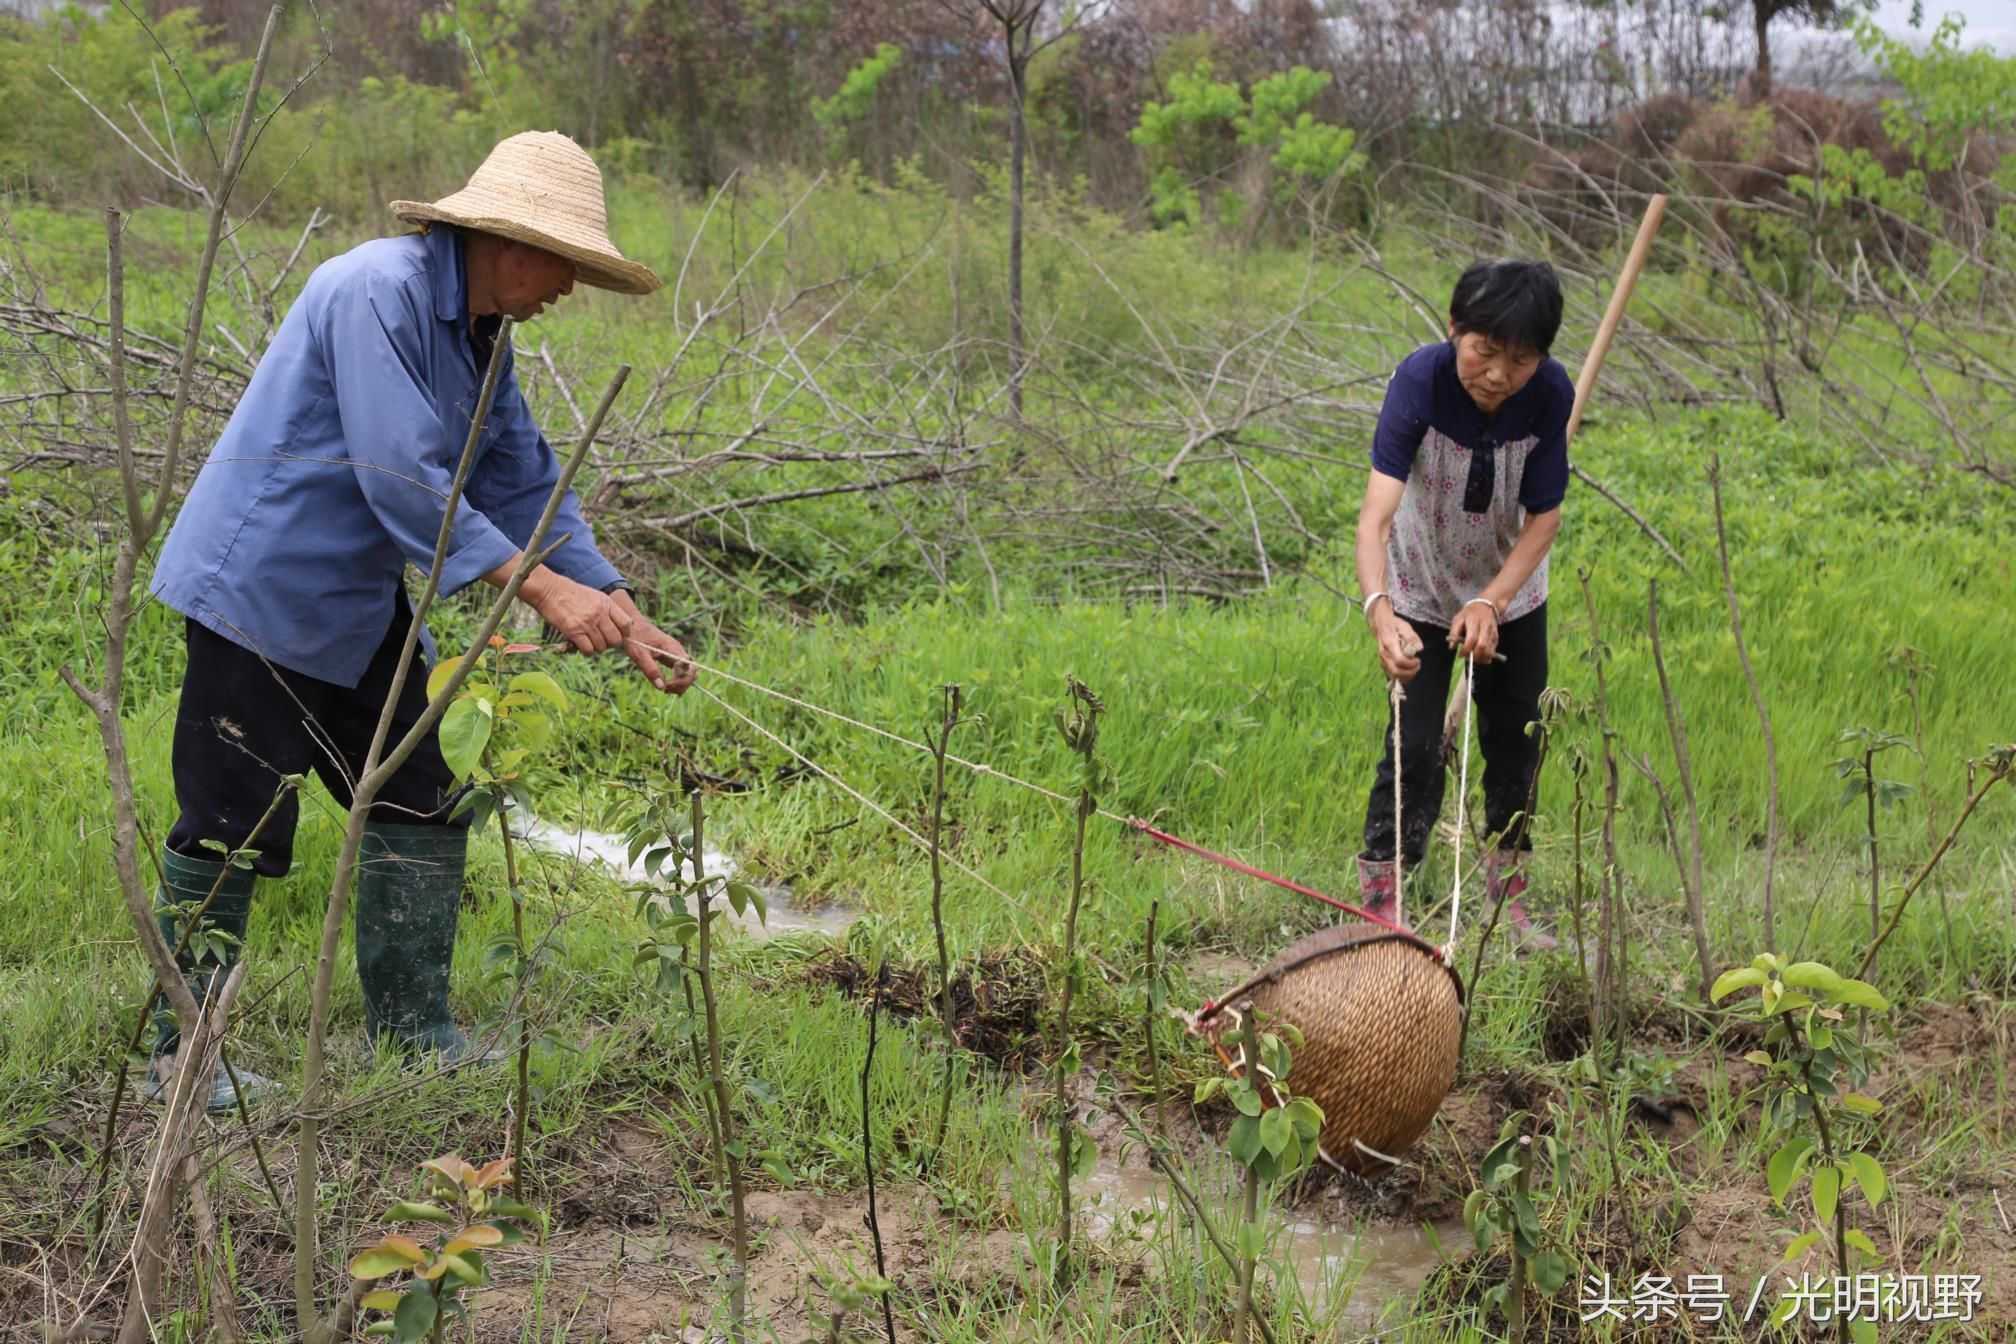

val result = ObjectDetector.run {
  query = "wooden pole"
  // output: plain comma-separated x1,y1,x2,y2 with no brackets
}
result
1567,194,1668,443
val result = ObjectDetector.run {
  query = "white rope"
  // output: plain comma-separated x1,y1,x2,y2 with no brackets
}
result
631,641,1102,814
1448,654,1478,948
688,680,1046,931
1390,678,1405,926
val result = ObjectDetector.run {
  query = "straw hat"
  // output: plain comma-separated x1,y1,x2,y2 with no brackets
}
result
391,131,661,295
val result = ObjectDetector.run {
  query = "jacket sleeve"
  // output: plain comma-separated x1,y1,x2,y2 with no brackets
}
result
465,352,624,592
322,271,519,594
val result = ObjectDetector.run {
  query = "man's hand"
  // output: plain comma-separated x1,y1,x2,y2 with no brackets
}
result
1448,599,1501,663
611,589,696,695
1372,608,1424,683
520,568,630,654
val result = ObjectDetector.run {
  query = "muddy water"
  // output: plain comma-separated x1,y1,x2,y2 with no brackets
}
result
511,815,857,938
1080,1165,1463,1328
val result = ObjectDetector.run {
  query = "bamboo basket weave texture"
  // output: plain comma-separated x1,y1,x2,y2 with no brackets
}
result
1221,922,1463,1176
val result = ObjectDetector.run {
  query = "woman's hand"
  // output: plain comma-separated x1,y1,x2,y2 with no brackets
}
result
1448,599,1501,664
1372,608,1424,683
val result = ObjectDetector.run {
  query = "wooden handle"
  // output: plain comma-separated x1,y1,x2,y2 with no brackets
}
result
1566,194,1667,444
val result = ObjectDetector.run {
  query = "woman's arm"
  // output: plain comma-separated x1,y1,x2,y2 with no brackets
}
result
1449,506,1562,659
1356,472,1424,682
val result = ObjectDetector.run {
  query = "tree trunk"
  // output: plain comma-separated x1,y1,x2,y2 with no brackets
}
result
1750,1,1773,101
1007,44,1028,420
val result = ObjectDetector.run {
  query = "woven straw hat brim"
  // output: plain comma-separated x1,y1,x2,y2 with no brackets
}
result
392,197,661,295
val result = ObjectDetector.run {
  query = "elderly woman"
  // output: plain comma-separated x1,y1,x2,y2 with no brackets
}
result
148,132,691,1108
1353,259,1570,950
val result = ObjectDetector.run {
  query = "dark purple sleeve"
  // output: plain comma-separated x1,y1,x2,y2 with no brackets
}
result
1370,361,1429,482
1517,366,1573,512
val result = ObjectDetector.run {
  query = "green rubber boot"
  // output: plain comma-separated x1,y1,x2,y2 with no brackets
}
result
355,822,502,1065
145,846,277,1112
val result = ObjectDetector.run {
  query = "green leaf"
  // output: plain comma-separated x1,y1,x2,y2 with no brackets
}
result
1781,1230,1823,1262
439,1252,482,1286
1841,1093,1883,1115
392,1289,438,1344
1844,1228,1880,1259
426,658,462,703
385,1201,456,1225
1767,989,1815,1016
1832,979,1890,1012
506,670,569,713
727,881,767,925
1743,1050,1774,1067
1530,1250,1568,1295
349,1238,426,1279
1228,1116,1262,1167
1711,965,1769,1000
486,1220,527,1246
364,1326,396,1339
1768,1137,1813,1205
1849,1320,1877,1344
1230,1081,1263,1118
1285,1096,1323,1142
1259,1106,1291,1157
1069,1128,1098,1182
1848,1152,1886,1208
347,1249,414,1280
360,1289,403,1311
511,710,553,753
1781,962,1845,994
1193,1077,1224,1106
1512,1192,1541,1246
439,698,492,782
1812,1164,1840,1227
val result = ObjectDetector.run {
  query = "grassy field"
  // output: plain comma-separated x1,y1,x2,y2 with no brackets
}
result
2,184,2014,1342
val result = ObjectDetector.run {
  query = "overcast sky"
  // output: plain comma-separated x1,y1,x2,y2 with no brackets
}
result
1865,0,2016,51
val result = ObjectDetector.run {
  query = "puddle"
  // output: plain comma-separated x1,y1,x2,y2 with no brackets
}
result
511,815,856,939
1080,1165,1463,1327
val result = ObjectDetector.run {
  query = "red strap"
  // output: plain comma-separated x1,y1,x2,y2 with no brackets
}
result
1125,817,1423,943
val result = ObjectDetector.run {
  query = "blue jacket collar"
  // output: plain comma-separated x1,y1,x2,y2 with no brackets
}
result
423,223,467,324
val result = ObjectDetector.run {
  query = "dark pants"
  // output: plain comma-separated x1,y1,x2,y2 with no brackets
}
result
166,592,468,879
1361,602,1548,866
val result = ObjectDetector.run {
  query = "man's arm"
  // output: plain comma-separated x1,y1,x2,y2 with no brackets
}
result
466,348,693,691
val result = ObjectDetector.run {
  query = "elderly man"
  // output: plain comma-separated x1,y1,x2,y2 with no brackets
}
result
148,131,691,1109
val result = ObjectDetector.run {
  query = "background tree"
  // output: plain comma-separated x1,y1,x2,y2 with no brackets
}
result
1749,0,1876,99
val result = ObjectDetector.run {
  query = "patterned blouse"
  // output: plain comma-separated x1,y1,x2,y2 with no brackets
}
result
1370,341,1572,628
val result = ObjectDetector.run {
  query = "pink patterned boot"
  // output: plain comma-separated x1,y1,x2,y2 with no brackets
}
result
1485,849,1557,951
1356,855,1405,930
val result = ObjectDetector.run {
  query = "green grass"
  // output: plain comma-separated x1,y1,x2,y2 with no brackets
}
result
3,404,2012,1337
3,177,2015,1338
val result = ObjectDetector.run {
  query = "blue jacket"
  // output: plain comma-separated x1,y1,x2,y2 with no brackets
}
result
152,224,622,687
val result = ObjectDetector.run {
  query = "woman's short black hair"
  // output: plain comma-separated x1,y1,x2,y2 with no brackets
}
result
1449,259,1563,355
